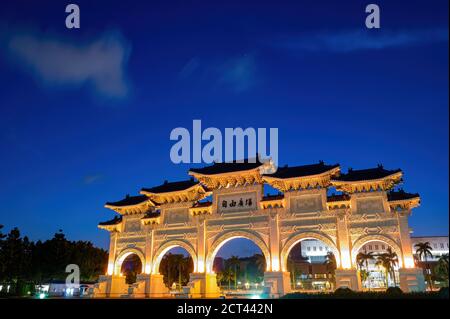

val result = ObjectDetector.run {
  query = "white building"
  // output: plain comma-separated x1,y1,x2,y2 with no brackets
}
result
299,236,449,262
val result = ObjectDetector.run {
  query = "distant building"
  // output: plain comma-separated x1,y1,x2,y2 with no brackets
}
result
36,280,95,297
292,236,449,290
411,236,449,260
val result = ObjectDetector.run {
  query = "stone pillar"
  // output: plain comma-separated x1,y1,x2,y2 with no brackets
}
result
148,274,169,298
399,268,426,292
396,210,425,291
107,231,118,275
268,210,281,271
144,228,154,274
103,274,127,298
336,210,352,269
197,217,206,273
335,269,361,291
188,273,220,298
263,271,291,298
264,210,291,297
335,210,361,291
396,210,415,268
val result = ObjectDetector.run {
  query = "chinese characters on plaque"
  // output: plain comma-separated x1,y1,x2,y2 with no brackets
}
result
218,193,257,213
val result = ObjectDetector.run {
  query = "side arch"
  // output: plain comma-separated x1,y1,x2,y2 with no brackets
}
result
205,230,271,273
114,247,145,275
152,239,198,274
280,231,341,272
351,234,403,268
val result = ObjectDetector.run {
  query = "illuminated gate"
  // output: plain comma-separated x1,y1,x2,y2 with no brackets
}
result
93,160,425,298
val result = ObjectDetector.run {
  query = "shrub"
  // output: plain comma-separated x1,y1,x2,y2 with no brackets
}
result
386,286,403,295
334,287,354,295
439,287,449,298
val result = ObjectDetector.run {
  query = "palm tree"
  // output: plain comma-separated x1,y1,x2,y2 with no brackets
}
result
435,254,449,287
177,256,190,289
216,271,224,288
324,252,337,289
376,248,399,288
221,268,234,290
415,242,434,291
356,251,374,289
254,253,266,274
360,269,370,287
228,256,241,289
356,251,375,270
287,257,297,289
438,253,449,269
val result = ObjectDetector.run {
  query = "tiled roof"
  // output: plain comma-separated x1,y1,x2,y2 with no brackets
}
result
98,216,122,226
334,165,401,182
387,190,419,201
142,179,199,193
261,194,285,201
327,194,350,202
192,201,213,208
189,158,264,175
105,195,148,207
264,162,339,179
142,211,161,219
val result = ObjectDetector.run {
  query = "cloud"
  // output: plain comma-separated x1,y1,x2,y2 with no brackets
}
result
6,30,131,99
217,54,257,92
178,57,200,79
83,174,103,185
275,28,448,53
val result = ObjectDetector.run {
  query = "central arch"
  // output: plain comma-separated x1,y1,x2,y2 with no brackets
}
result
114,247,145,275
152,239,198,274
205,230,271,273
351,234,403,268
280,231,341,272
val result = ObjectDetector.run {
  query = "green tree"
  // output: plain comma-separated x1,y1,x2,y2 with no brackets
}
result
221,268,234,290
324,251,337,289
254,253,266,282
287,257,297,289
227,256,240,289
415,242,434,291
216,271,224,288
360,269,370,287
376,248,399,288
434,254,449,287
356,251,374,288
0,227,107,295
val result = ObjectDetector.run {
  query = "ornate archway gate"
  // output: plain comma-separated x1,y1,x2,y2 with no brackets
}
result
93,160,425,298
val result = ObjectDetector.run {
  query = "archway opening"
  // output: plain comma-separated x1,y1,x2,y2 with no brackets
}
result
212,237,266,293
120,254,143,284
158,247,194,291
286,239,337,292
355,240,401,290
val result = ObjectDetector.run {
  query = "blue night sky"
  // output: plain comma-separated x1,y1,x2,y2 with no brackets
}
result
0,1,448,257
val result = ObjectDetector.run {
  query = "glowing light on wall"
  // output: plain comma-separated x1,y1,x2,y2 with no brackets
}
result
340,250,352,269
107,263,114,275
145,263,152,274
404,256,415,269
271,257,280,271
197,259,205,273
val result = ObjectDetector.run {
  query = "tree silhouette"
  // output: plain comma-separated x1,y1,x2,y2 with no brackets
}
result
415,242,434,290
0,227,107,295
227,256,240,289
376,248,399,288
